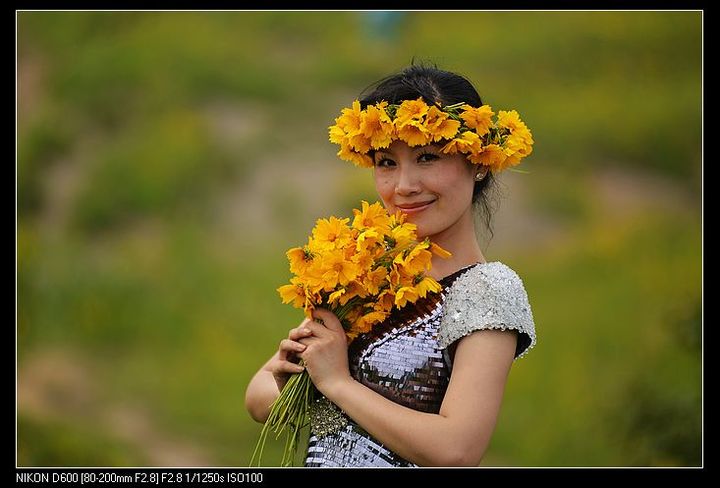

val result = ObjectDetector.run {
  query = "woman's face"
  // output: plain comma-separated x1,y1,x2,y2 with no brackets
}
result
373,140,478,240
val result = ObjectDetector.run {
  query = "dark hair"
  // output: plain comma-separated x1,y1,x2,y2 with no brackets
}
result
358,62,498,238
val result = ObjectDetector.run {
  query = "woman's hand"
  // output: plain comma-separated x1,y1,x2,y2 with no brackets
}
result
266,320,314,392
298,308,353,397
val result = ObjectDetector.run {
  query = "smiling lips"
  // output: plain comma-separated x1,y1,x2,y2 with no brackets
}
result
395,200,436,214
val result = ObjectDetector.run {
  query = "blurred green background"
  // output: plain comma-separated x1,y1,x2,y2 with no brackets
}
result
17,11,702,467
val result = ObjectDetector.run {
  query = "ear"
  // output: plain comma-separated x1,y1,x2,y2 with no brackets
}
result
474,166,489,181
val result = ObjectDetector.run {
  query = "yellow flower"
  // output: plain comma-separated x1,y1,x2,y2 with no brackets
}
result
337,144,374,168
277,279,305,309
338,280,368,306
394,286,420,307
286,246,313,276
429,242,452,259
329,100,366,153
374,289,396,313
342,308,364,339
440,130,483,155
512,122,534,144
345,328,363,342
395,98,431,147
349,310,389,339
362,266,388,295
396,120,431,147
506,126,534,155
414,276,442,298
386,264,403,288
394,98,429,125
362,310,389,327
352,200,393,233
310,216,353,252
500,132,534,170
318,250,360,291
348,132,371,154
328,288,347,305
460,104,494,137
495,111,533,166
351,244,375,268
329,124,347,145
360,102,394,150
332,100,362,134
471,143,507,171
425,105,461,142
394,243,432,277
389,221,417,250
302,262,328,296
497,109,526,132
356,229,384,255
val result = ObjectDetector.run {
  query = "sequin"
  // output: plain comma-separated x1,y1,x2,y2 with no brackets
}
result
308,396,348,438
438,261,536,360
305,261,536,467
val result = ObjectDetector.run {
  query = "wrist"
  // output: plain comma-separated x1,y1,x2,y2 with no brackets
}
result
318,374,354,401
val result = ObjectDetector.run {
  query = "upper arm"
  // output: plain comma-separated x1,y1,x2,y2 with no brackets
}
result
438,328,518,464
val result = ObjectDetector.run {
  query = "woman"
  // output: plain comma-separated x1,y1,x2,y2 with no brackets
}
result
245,64,537,467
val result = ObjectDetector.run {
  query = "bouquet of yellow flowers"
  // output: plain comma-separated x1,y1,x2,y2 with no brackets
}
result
250,201,450,466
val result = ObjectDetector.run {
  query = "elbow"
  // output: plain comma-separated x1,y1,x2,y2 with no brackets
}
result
244,391,269,424
441,450,483,467
246,404,268,424
451,449,485,467
432,442,486,467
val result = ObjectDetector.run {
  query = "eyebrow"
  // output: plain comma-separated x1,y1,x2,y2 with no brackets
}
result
375,144,442,156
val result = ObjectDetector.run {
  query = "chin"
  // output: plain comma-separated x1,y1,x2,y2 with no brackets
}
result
411,222,432,239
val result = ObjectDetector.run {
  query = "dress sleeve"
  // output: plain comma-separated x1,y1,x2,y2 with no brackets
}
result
438,262,537,360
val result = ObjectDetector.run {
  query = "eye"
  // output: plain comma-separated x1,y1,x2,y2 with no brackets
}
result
374,157,396,168
418,152,440,163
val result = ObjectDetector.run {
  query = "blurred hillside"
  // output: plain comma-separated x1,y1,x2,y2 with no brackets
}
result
17,11,702,467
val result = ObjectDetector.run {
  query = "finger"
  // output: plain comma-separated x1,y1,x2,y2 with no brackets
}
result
280,339,307,354
304,320,331,338
312,308,345,334
277,339,288,362
275,361,305,374
297,334,319,347
288,324,314,341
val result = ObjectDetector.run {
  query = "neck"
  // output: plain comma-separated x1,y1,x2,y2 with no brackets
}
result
426,210,486,280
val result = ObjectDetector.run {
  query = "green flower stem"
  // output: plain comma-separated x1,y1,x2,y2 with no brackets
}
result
250,368,316,467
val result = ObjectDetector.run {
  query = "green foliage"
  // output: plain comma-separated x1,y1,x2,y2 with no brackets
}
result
18,106,76,215
71,110,235,232
18,415,148,466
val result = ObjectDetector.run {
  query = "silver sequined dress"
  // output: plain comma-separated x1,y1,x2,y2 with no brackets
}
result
304,261,536,467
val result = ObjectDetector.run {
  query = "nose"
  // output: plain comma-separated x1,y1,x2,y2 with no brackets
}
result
395,163,421,196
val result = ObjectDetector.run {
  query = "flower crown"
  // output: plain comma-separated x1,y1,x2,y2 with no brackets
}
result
328,97,534,173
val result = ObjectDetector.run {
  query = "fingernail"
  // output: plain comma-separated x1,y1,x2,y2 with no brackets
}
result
297,344,306,350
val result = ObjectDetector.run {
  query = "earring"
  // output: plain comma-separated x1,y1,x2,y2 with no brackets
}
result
474,170,487,181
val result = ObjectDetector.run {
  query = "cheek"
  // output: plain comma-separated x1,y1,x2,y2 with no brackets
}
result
452,163,476,195
434,168,474,198
373,173,394,202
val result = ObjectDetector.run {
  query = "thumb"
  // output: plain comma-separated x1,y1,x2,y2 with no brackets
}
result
312,308,345,334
